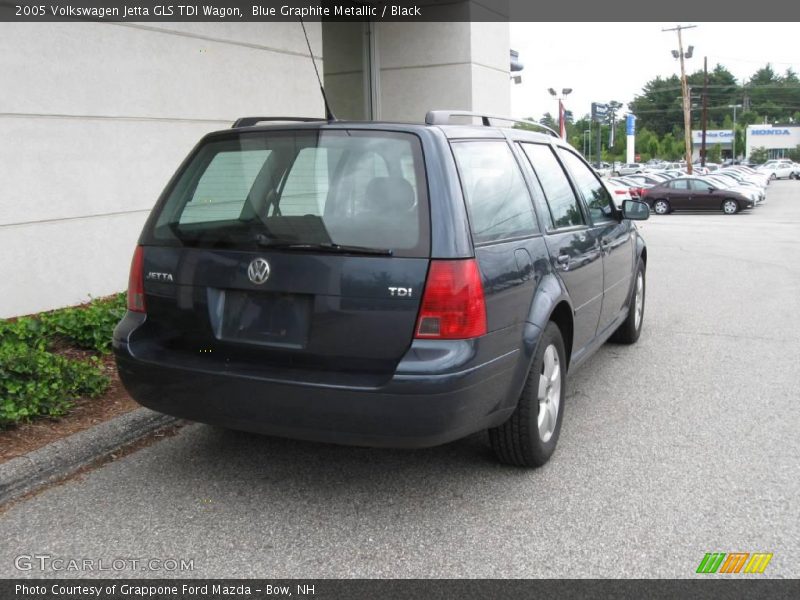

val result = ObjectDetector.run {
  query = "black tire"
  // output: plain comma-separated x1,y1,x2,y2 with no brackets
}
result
653,199,670,215
489,322,566,468
770,172,777,180
610,260,645,344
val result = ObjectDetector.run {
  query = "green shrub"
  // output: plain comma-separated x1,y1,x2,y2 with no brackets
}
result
0,293,123,427
0,316,49,349
0,341,109,427
40,293,126,354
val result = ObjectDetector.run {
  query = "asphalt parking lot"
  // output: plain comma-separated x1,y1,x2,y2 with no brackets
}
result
1,181,798,579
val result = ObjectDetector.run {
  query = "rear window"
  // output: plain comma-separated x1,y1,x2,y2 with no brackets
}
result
148,130,429,257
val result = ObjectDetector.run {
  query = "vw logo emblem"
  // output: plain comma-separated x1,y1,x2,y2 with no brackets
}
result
247,257,270,285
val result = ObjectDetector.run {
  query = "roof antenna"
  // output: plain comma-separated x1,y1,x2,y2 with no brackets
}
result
299,18,336,122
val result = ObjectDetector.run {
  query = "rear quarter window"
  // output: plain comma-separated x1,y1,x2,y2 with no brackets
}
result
451,141,538,244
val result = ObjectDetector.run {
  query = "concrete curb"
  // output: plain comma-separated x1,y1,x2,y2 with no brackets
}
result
0,408,179,506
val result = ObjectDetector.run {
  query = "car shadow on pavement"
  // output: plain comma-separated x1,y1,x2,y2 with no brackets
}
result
132,422,546,513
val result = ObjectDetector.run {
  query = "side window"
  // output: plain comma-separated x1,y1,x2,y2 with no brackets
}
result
689,179,708,191
521,143,585,229
451,141,538,244
672,179,689,190
180,150,270,224
558,149,615,223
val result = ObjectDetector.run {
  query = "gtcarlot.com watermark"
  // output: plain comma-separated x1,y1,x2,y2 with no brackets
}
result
14,553,194,572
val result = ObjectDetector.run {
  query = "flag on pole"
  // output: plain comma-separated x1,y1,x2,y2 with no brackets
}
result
559,99,566,140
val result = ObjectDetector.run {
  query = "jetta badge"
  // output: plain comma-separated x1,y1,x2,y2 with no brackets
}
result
247,257,271,284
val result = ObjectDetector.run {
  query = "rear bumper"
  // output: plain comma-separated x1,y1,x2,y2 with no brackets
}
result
114,322,523,448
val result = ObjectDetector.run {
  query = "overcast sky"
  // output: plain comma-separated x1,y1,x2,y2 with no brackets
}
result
509,22,800,121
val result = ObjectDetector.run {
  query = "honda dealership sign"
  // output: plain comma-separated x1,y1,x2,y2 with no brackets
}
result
744,124,800,159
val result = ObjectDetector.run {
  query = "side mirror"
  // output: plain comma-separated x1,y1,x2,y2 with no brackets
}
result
622,199,650,221
708,187,716,193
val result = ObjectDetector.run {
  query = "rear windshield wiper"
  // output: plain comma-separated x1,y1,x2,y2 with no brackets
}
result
255,236,393,256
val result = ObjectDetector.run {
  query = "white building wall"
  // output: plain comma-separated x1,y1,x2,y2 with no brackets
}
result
0,22,323,318
377,21,510,122
745,124,800,159
1,20,511,318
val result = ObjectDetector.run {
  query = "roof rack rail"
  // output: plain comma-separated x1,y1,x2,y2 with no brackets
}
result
424,110,559,138
231,116,327,128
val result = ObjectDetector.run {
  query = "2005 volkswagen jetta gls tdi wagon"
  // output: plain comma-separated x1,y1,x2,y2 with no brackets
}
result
114,111,649,467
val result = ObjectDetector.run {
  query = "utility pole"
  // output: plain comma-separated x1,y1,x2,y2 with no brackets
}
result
701,56,708,167
663,24,697,174
728,104,742,160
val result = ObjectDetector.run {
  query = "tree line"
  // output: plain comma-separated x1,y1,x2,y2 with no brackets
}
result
536,63,800,163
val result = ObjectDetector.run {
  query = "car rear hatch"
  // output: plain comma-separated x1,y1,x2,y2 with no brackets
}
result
130,128,431,383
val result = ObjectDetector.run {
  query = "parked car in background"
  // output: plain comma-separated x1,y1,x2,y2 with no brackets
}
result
641,177,754,215
700,175,763,206
603,178,633,207
608,177,647,201
594,162,612,177
712,170,767,196
757,159,795,180
722,166,770,189
614,163,644,176
113,111,651,469
624,173,671,187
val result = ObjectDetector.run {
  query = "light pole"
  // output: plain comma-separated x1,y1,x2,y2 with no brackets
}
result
728,104,742,160
548,87,573,139
663,24,696,173
583,129,591,160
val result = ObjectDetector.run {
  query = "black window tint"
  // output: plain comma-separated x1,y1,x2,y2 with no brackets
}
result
559,149,615,223
521,143,585,229
452,141,538,243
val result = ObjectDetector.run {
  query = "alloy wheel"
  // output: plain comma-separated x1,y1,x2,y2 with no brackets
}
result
537,345,561,443
634,271,644,331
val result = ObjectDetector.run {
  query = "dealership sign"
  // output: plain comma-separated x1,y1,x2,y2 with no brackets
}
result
750,129,791,135
692,130,733,143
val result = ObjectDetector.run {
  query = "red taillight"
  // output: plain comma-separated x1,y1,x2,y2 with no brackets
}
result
127,245,146,313
415,259,487,339
614,189,627,195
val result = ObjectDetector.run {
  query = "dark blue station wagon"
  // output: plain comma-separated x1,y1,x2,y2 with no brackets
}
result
114,111,649,467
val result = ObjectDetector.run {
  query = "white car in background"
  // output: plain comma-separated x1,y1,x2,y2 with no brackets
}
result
757,159,794,180
726,165,770,188
702,175,764,206
602,179,633,208
613,163,644,176
593,162,612,177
